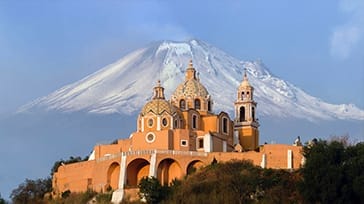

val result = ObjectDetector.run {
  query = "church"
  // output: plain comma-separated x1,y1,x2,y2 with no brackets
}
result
52,60,303,203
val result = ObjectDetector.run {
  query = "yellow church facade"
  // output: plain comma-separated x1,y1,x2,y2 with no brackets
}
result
52,61,303,203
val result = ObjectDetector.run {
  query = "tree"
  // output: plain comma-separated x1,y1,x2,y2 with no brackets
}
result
0,193,6,204
10,178,52,204
138,177,169,204
300,139,364,203
165,160,301,204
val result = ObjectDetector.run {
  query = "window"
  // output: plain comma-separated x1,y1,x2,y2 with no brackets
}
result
162,118,168,127
239,107,245,122
180,99,186,109
148,118,154,127
145,133,156,143
208,101,212,112
192,115,197,129
174,119,178,128
222,118,228,133
198,138,204,148
195,99,201,110
181,140,188,146
241,92,244,100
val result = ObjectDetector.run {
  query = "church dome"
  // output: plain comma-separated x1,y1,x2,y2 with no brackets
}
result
172,60,209,99
141,99,179,116
173,79,209,99
140,80,181,116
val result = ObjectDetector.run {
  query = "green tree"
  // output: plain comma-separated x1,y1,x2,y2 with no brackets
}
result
138,177,169,204
10,178,52,204
165,160,301,204
300,140,364,203
0,193,6,204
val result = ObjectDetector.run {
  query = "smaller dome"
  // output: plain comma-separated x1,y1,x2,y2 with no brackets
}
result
240,71,252,87
141,80,181,116
141,99,179,116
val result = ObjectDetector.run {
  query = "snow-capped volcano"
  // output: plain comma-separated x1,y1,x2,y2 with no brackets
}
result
18,39,364,121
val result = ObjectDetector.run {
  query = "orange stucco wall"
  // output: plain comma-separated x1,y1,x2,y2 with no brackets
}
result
53,144,303,196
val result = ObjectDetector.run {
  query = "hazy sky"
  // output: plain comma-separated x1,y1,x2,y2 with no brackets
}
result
0,0,363,114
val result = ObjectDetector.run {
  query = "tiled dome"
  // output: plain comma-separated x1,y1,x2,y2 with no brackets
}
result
172,60,209,99
173,79,209,99
141,99,180,116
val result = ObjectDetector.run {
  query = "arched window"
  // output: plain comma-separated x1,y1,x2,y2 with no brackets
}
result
208,101,212,112
174,119,178,128
180,99,186,110
162,118,168,127
241,92,244,100
192,115,197,129
239,107,245,122
194,99,201,110
252,107,255,121
222,118,228,133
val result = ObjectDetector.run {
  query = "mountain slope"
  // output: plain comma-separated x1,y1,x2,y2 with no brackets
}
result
18,39,364,121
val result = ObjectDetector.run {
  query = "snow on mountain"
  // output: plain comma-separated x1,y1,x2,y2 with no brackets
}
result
18,39,364,121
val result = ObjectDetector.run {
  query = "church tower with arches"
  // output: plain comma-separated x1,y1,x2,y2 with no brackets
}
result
234,70,260,150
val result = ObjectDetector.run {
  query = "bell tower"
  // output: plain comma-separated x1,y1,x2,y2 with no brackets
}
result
234,70,259,151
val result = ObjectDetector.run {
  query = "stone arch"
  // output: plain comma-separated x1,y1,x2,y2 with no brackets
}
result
157,158,182,185
187,160,204,175
126,158,150,187
107,162,120,190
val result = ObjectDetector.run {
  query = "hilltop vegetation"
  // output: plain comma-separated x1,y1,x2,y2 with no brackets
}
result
139,160,301,204
7,138,364,204
153,138,363,204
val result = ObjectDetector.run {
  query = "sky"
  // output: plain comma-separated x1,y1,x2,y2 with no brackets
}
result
0,0,363,115
0,0,364,200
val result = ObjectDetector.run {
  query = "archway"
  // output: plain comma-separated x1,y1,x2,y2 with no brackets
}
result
157,159,182,185
187,160,204,175
126,158,150,187
107,162,120,190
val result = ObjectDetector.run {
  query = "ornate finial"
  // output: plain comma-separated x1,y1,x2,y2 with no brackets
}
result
157,80,161,86
244,68,247,78
188,59,193,68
